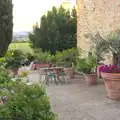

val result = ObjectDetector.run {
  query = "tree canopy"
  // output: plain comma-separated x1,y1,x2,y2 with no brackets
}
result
29,6,77,54
0,0,13,57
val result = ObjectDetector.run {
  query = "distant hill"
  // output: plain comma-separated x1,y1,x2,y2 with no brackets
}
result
13,31,32,41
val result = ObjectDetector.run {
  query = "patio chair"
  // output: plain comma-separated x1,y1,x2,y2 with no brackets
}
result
38,64,50,84
50,68,68,85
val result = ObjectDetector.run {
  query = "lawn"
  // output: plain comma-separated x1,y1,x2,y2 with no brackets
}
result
9,42,33,53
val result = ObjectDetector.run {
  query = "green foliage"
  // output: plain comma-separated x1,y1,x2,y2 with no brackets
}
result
55,48,78,67
4,49,25,69
34,49,56,64
0,0,13,57
91,30,120,67
0,67,11,84
0,82,57,120
29,6,77,54
26,53,35,62
76,56,97,74
0,58,5,66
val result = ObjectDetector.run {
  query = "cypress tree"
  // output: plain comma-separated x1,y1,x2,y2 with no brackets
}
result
0,0,13,57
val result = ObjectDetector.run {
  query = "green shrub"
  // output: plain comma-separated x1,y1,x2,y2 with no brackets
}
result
55,48,78,67
4,49,25,69
34,49,56,64
0,67,11,84
26,53,35,62
0,82,57,120
76,56,97,74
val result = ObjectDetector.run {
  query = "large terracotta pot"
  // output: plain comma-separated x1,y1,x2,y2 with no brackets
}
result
64,67,75,79
10,68,19,77
85,74,97,86
101,72,120,100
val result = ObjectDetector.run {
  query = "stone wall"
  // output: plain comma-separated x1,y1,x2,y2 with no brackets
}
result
77,0,120,63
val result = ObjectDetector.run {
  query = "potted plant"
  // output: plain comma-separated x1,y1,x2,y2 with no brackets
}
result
34,49,53,69
63,61,75,79
56,48,78,78
4,50,25,77
76,56,97,85
93,31,120,100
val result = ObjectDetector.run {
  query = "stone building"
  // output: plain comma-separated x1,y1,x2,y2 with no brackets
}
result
77,0,120,64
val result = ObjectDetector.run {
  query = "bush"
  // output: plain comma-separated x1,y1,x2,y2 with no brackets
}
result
76,56,97,74
26,53,35,62
34,49,56,64
55,48,78,67
0,82,57,120
4,49,25,69
0,67,12,84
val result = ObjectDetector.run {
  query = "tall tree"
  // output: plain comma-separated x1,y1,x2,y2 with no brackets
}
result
29,6,77,54
0,0,13,57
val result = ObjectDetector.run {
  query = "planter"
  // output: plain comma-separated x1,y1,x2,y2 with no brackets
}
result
64,67,75,79
85,74,97,86
10,68,19,77
101,72,120,100
32,64,50,70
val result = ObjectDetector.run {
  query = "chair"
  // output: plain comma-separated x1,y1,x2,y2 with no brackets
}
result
38,64,50,84
53,68,68,85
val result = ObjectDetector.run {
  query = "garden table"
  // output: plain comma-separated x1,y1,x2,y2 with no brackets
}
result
39,67,67,85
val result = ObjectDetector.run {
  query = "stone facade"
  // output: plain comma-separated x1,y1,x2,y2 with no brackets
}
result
77,0,120,63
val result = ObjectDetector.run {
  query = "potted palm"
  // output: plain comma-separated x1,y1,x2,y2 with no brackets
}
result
93,31,120,100
4,50,25,77
76,56,97,85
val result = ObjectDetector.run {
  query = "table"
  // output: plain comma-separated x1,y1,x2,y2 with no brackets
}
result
39,67,66,85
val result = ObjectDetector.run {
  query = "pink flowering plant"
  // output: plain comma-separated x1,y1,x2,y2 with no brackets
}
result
99,65,120,73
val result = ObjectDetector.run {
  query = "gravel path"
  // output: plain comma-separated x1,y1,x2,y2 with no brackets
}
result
28,71,120,120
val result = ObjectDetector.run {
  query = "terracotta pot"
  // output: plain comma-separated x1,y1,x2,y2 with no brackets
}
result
33,64,50,70
64,67,75,79
85,74,97,86
101,72,120,100
10,68,19,77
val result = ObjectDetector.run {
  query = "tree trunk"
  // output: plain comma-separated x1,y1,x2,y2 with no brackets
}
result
113,53,118,65
118,53,120,68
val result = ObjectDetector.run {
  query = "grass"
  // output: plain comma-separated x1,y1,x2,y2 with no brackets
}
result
9,43,33,53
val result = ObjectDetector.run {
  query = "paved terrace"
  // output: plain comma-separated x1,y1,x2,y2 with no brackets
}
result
28,71,120,120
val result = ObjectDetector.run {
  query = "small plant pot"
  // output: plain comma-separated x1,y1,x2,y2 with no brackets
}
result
64,67,75,79
10,68,19,77
101,72,120,100
85,74,97,86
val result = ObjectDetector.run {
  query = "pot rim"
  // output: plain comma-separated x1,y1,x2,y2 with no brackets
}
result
101,72,120,75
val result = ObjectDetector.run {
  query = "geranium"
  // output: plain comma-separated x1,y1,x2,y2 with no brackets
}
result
99,64,120,73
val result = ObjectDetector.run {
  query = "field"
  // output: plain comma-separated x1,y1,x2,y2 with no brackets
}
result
9,43,33,53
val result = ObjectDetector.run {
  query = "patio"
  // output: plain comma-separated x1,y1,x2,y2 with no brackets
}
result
28,71,120,120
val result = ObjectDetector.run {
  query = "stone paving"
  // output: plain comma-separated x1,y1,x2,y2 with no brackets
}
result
28,71,120,120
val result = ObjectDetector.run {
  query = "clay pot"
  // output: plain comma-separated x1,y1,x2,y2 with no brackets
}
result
64,67,75,79
85,74,97,86
101,72,120,100
10,68,19,77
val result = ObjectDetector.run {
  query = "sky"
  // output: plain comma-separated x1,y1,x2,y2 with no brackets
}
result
13,0,76,32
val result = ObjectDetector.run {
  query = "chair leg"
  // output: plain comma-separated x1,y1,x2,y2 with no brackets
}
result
57,76,63,85
50,76,53,83
39,73,41,84
54,76,57,85
62,76,66,83
45,75,49,86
